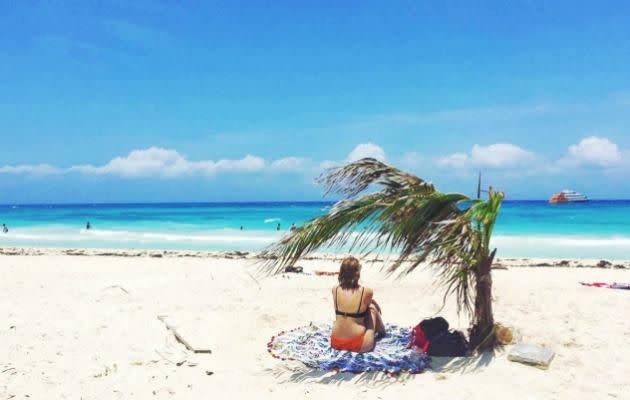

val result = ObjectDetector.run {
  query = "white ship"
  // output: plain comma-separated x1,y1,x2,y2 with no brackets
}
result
549,189,589,204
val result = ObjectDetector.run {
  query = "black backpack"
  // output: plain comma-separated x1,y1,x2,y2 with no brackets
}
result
418,317,469,357
419,317,449,339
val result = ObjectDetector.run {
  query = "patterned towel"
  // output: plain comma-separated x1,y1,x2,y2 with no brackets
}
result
580,282,630,290
267,323,429,374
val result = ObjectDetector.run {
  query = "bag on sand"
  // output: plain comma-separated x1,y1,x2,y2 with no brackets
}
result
410,317,469,357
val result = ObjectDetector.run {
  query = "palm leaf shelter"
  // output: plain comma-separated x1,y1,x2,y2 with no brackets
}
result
263,158,504,350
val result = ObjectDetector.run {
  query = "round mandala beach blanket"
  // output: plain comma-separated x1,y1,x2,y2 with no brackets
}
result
267,323,430,374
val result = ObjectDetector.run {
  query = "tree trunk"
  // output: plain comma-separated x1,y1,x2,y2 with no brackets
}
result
469,248,497,351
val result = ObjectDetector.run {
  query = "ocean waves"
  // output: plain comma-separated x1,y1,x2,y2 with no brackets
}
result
1,226,629,259
0,227,282,251
491,234,630,259
1,201,630,257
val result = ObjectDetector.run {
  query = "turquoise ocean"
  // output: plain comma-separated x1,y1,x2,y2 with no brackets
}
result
1,201,629,259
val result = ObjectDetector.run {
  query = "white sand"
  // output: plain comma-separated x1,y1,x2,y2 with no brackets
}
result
1,253,629,399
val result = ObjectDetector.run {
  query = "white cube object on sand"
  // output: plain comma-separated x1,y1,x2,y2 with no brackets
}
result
508,343,555,369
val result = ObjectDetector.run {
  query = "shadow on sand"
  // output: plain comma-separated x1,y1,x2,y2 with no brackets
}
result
269,350,498,387
430,349,498,373
269,364,414,388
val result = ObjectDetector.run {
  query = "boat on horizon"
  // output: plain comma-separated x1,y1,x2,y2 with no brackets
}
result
549,189,589,204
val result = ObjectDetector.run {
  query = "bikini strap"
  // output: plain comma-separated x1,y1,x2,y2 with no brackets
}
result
356,287,365,313
335,286,339,311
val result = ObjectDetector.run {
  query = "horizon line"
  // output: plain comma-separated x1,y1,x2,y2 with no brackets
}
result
2,199,630,206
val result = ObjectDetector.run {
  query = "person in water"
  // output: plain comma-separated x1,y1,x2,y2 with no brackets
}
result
2,224,7,233
86,221,91,230
276,223,281,231
290,223,296,232
331,256,385,352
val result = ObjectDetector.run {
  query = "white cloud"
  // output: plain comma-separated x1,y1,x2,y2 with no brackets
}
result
470,143,536,168
437,152,469,168
70,147,188,177
0,147,280,178
269,156,309,172
438,143,536,169
0,164,60,175
318,160,338,170
316,143,388,171
212,155,266,173
565,136,622,167
0,144,387,179
345,143,386,162
68,147,266,177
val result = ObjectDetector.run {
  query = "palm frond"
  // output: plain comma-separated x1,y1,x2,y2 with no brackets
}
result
262,192,391,273
262,157,504,319
319,158,435,198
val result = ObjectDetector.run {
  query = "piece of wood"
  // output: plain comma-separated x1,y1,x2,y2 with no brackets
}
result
102,285,129,294
157,316,212,354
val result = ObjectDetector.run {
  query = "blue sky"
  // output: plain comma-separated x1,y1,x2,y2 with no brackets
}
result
1,1,630,202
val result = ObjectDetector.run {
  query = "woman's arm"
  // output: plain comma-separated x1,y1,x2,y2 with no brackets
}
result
363,287,382,314
370,299,382,314
362,287,374,310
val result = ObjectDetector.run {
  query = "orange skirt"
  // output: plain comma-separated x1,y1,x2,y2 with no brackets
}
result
331,333,365,352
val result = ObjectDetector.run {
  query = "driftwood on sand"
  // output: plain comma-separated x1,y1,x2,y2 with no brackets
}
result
157,316,212,354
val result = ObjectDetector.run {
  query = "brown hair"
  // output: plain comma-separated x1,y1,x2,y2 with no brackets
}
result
338,256,361,289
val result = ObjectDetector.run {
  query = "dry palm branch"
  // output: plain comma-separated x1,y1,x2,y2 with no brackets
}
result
261,158,504,349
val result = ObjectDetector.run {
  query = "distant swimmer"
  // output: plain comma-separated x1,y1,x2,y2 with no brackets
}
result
2,223,7,233
276,223,281,231
86,221,91,230
240,226,243,231
290,223,296,232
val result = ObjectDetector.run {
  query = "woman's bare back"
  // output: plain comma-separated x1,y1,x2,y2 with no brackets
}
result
331,286,373,339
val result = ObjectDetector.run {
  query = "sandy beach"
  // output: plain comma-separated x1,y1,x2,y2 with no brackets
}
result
4,1,630,399
1,250,629,399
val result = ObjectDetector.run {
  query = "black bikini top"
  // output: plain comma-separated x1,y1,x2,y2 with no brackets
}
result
335,286,368,318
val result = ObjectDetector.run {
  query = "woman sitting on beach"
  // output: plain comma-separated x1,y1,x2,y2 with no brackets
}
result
331,256,385,353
